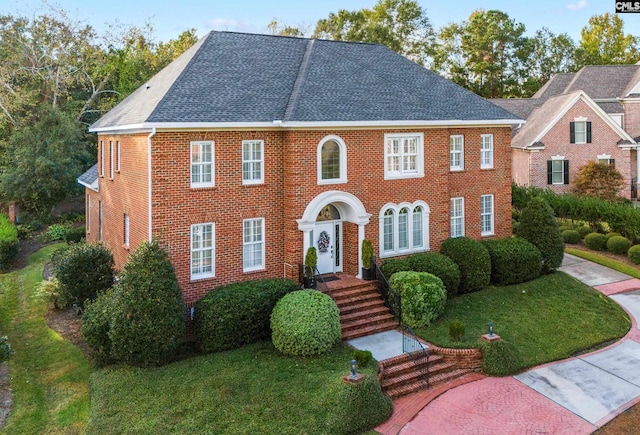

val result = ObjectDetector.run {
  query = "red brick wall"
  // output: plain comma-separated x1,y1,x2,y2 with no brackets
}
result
624,100,640,140
90,126,512,303
512,148,530,186
526,99,633,199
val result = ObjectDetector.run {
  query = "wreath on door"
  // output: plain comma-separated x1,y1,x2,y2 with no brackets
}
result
317,231,330,253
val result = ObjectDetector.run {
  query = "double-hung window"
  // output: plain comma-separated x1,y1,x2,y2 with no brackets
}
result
480,134,493,169
99,141,105,177
191,223,215,279
450,135,464,171
570,121,592,144
547,158,569,185
116,141,121,173
109,141,114,179
481,195,494,236
242,140,264,184
123,214,129,247
384,133,424,179
450,197,464,238
243,218,265,271
191,141,214,188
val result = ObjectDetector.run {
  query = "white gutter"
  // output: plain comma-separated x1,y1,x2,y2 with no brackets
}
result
148,128,156,242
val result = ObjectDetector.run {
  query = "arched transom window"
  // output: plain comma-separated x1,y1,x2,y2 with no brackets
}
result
317,135,347,184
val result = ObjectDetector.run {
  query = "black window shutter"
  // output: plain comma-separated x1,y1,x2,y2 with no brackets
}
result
547,160,553,184
586,122,592,143
563,160,569,184
570,122,575,143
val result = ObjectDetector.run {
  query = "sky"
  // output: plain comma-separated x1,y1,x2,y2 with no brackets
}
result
3,0,639,44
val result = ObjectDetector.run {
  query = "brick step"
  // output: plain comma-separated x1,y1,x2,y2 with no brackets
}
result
327,284,380,301
379,354,446,379
342,320,398,340
340,305,392,323
341,312,395,331
338,298,388,316
384,368,474,400
332,291,382,308
380,360,454,390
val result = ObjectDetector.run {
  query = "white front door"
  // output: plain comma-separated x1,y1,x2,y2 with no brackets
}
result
315,221,341,275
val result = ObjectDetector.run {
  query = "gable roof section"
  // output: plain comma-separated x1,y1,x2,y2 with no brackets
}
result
511,90,636,149
491,98,539,119
563,65,640,99
77,164,98,192
90,31,520,132
532,73,576,101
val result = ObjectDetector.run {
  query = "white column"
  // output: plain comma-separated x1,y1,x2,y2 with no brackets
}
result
357,223,365,279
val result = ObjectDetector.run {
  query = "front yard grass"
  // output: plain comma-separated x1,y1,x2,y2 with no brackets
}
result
416,272,630,374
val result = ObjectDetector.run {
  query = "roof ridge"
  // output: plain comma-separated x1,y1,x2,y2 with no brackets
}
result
283,38,315,122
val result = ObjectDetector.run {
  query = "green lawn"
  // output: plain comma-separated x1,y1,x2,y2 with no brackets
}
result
416,272,630,373
0,244,90,435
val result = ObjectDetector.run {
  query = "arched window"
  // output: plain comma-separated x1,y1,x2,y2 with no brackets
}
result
317,135,347,184
379,202,430,257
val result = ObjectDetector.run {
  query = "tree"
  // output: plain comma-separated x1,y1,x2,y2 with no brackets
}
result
0,105,92,219
313,0,434,65
572,161,625,201
577,13,639,66
516,197,564,274
522,28,577,95
267,19,305,37
434,10,530,98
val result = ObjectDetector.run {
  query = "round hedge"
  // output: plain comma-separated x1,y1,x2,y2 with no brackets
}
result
380,258,410,278
406,252,461,298
605,232,622,240
482,237,542,285
607,236,631,255
271,290,341,356
389,271,447,328
577,226,592,239
628,245,640,264
561,229,580,244
439,237,491,294
584,232,607,251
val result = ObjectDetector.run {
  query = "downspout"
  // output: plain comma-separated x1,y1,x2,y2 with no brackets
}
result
148,128,156,242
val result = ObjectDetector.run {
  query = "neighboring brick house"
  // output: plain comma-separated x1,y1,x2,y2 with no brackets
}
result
78,31,520,304
493,64,640,199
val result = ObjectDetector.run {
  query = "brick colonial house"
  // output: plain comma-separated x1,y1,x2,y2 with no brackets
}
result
78,31,520,304
493,64,640,199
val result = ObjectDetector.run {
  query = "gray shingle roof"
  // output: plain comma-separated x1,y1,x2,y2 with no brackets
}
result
77,164,98,192
91,31,519,131
564,65,640,99
491,98,539,119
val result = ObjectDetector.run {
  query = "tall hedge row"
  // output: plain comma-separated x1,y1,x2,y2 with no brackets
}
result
482,237,542,285
439,237,491,294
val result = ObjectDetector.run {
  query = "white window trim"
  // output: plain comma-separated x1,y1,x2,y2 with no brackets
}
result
481,194,494,237
243,218,265,272
551,154,565,185
242,140,264,185
450,135,464,171
86,195,91,233
190,141,215,188
99,141,104,177
317,135,348,185
98,200,103,242
109,141,114,180
116,141,121,173
191,223,215,280
124,214,130,247
450,197,465,238
480,134,493,169
383,133,424,180
378,201,430,258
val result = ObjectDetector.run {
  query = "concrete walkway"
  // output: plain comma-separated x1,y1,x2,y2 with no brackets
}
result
376,254,640,434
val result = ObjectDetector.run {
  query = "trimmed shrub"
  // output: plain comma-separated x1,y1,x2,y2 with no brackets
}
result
406,252,461,298
482,237,542,285
51,242,115,307
0,214,18,271
584,232,607,251
81,287,119,365
481,339,524,376
607,236,631,255
577,226,592,239
35,278,69,309
439,237,491,293
64,226,86,244
515,197,564,274
448,319,465,342
628,245,640,264
271,290,340,356
380,257,410,279
605,232,622,240
194,278,298,353
108,241,185,366
561,230,580,244
325,376,393,434
353,349,373,368
388,271,447,328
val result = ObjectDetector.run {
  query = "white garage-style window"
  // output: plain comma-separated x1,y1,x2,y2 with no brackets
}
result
317,135,347,184
379,201,430,257
384,133,424,179
191,223,215,279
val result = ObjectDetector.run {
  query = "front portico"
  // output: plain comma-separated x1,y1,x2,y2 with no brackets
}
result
297,191,371,278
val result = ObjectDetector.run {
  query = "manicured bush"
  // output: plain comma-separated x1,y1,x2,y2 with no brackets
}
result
0,336,14,363
515,197,564,274
35,278,68,309
605,232,622,240
81,287,119,365
380,257,410,279
271,290,341,356
194,278,298,353
577,226,592,239
482,237,542,285
628,245,640,264
108,241,185,366
439,237,491,293
325,376,393,434
584,232,607,251
561,230,580,244
406,252,461,298
481,339,524,376
448,319,465,342
607,236,631,255
0,214,18,271
64,225,86,244
389,271,447,328
353,349,373,368
51,242,115,307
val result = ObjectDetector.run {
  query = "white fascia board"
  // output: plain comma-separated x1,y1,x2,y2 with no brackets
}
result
77,178,99,193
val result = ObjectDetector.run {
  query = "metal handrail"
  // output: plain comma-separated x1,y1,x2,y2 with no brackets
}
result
401,324,430,389
371,257,401,325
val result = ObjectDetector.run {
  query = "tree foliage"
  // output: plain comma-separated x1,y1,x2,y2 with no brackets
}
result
572,161,625,201
577,13,638,66
515,197,564,274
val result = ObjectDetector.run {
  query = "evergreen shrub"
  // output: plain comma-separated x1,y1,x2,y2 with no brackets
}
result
389,271,446,328
584,232,607,251
607,236,631,255
440,237,491,293
482,237,542,285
